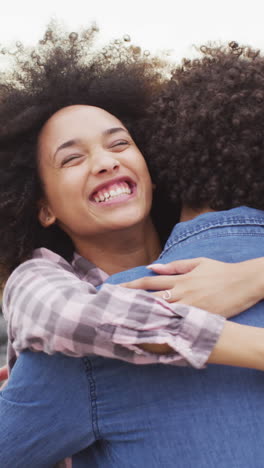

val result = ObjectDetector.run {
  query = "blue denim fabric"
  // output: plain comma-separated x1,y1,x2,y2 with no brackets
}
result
104,206,264,466
0,351,97,467
1,206,264,467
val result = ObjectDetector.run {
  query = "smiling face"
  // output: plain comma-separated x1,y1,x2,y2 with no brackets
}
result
37,105,153,249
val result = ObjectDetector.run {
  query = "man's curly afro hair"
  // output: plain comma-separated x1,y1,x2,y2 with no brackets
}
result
0,23,169,283
143,42,264,213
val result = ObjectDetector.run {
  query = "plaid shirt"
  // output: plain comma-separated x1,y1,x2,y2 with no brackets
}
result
3,247,225,372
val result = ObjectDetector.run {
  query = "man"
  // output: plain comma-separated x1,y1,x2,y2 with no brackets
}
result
106,42,264,467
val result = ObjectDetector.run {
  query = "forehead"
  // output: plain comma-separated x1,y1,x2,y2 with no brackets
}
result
38,105,123,149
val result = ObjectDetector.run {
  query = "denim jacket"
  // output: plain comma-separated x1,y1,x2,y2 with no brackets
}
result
1,206,264,467
106,206,264,467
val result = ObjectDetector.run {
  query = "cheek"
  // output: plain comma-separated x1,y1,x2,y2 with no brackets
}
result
134,153,151,179
44,170,83,206
140,171,153,211
140,163,153,192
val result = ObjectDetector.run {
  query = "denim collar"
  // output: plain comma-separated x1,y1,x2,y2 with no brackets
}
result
163,206,264,252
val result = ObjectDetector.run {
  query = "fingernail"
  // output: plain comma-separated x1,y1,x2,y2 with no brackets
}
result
146,263,164,269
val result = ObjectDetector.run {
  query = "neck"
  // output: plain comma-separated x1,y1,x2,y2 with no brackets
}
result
75,217,161,275
180,205,215,222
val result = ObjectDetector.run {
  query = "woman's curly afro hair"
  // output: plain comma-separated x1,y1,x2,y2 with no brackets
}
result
0,23,168,282
144,42,264,213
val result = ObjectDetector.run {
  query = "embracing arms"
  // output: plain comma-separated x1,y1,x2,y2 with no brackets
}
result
3,255,223,370
122,256,264,318
3,253,264,372
127,257,264,369
1,256,264,467
128,257,264,369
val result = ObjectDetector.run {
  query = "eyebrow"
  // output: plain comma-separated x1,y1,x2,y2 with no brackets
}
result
53,127,129,160
53,139,81,161
103,127,129,136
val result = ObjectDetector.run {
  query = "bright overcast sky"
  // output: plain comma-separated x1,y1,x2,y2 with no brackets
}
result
0,0,264,63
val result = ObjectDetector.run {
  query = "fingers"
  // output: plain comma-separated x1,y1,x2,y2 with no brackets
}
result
121,275,185,304
147,258,206,275
121,275,178,291
0,365,8,382
152,289,182,303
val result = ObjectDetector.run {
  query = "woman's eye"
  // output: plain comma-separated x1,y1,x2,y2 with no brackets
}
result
62,155,81,166
111,140,129,148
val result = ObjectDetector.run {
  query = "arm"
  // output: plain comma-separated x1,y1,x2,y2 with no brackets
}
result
5,257,264,372
208,320,264,369
0,351,95,467
3,257,224,370
118,256,264,371
122,257,264,318
142,320,264,370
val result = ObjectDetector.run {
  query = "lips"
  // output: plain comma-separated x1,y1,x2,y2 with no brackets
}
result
90,177,136,203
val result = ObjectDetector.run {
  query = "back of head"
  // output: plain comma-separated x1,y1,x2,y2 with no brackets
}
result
144,42,264,212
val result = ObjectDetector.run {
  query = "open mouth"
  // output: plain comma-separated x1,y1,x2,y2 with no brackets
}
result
90,179,136,203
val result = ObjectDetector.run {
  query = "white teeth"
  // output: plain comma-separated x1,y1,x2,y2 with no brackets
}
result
93,182,133,202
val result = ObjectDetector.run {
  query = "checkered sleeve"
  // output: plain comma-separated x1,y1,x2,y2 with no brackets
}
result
3,257,225,371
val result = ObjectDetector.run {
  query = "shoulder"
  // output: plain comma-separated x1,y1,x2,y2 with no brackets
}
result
6,247,74,282
2,248,76,315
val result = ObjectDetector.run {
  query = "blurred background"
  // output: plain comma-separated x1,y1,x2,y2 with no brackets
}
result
1,0,264,365
0,0,264,64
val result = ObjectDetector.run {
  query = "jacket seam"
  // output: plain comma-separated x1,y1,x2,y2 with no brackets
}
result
83,357,101,440
161,228,264,257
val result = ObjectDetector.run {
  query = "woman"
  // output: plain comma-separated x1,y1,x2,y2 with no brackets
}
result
1,27,264,467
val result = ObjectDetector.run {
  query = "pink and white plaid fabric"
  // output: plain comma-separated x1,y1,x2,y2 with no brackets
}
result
3,247,224,373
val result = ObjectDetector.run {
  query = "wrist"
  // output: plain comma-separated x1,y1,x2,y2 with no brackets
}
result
242,257,264,303
208,321,264,371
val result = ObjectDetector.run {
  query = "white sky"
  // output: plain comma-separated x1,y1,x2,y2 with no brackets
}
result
0,0,264,63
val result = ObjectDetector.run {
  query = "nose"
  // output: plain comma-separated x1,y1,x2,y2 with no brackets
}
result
91,153,120,175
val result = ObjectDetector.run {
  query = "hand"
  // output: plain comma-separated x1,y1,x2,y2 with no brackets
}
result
121,257,264,318
0,365,8,389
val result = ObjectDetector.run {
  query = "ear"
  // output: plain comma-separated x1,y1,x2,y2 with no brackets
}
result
38,200,56,228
